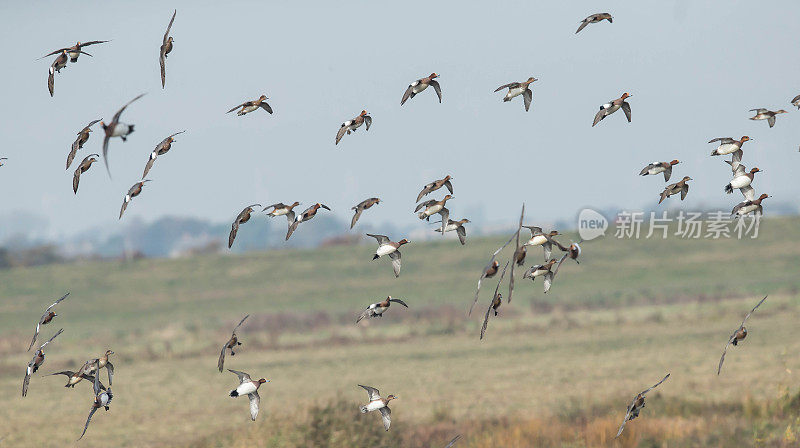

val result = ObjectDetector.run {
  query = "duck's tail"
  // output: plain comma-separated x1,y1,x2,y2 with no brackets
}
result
372,254,379,260
360,405,368,413
724,184,733,194
230,390,239,397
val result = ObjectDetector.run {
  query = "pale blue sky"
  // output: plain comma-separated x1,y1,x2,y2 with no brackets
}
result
1,0,798,239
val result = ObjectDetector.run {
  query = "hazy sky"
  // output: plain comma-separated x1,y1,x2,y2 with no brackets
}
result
1,0,799,239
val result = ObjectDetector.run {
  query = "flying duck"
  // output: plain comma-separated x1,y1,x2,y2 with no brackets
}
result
576,13,613,34
791,94,800,109
732,193,770,218
101,93,146,178
227,95,273,116
286,203,331,240
368,233,409,277
639,160,680,181
28,293,69,351
415,195,454,233
718,295,767,375
615,373,670,438
142,130,186,178
658,176,691,204
401,73,441,105
49,362,105,390
522,258,560,293
66,119,101,170
480,261,509,340
335,110,371,145
78,370,113,440
749,108,787,128
229,204,262,248
592,93,631,127
416,175,453,203
85,350,115,387
494,77,537,111
433,218,470,245
40,40,109,63
47,50,70,97
351,197,381,229
228,369,268,421
264,202,301,235
469,230,517,316
23,328,63,397
218,315,249,372
358,385,397,431
724,164,761,200
554,239,583,265
356,296,409,323
119,180,150,219
73,154,99,194
159,10,176,89
521,226,561,260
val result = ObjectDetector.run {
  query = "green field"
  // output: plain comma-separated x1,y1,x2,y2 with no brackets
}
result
1,217,799,447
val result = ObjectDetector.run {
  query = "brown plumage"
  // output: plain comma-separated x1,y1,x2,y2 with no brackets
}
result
66,119,101,169
73,154,99,194
658,176,692,204
416,175,453,202
717,296,767,375
227,95,273,116
119,180,150,219
351,197,381,229
401,73,442,105
576,13,613,34
142,130,185,178
335,110,371,145
160,10,176,88
480,261,509,340
229,204,262,248
286,203,331,240
218,315,249,372
615,373,670,438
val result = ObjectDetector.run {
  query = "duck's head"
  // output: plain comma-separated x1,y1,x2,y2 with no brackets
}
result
105,350,114,357
549,230,560,237
491,260,499,268
258,378,269,384
461,218,471,224
99,121,107,129
443,175,451,181
670,159,680,165
758,193,770,200
291,201,300,207
386,394,398,401
360,110,368,116
259,94,268,101
429,73,439,79
750,167,762,174
397,239,410,246
443,194,453,201
621,92,631,99
527,77,538,83
682,176,693,181
776,109,788,114
741,136,751,142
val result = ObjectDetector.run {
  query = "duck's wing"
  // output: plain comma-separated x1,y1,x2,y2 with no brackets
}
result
227,369,251,383
22,358,34,397
47,67,55,97
366,233,390,245
523,88,533,112
227,102,248,113
438,207,449,233
792,94,800,104
92,365,102,396
163,10,176,45
639,163,654,176
78,405,99,440
232,314,250,334
469,231,516,316
119,197,130,219
680,183,689,200
507,204,524,303
727,160,745,176
768,115,776,128
259,102,273,114
364,115,372,130
350,207,363,229
750,108,768,113
663,166,672,182
388,251,402,277
640,373,670,396
228,220,239,248
615,400,636,438
358,384,381,401
414,199,436,212
444,434,462,448
335,125,347,145
112,93,146,124
356,307,373,323
739,295,768,328
49,370,77,378
40,47,70,59
494,82,518,92
621,102,632,122
389,298,409,308
575,19,590,34
67,140,81,170
248,391,260,421
717,336,735,375
104,361,114,386
543,271,554,293
416,182,437,202
28,322,42,351
708,137,735,144
286,220,299,241
81,40,109,48
443,179,454,195
401,85,414,105
430,80,442,103
479,298,493,340
217,343,228,372
740,185,754,201
493,261,509,298
592,108,606,127
159,43,168,88
45,293,69,312
142,152,158,179
456,224,467,245
102,135,112,178
40,328,63,350
379,406,391,431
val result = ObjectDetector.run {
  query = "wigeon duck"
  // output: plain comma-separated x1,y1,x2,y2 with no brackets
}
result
228,369,268,421
480,261,509,340
47,50,70,97
72,154,99,194
85,350,115,386
791,94,800,109
615,373,670,438
709,136,751,157
554,240,583,265
286,203,331,240
639,160,680,182
445,435,462,447
416,175,454,203
592,93,631,127
40,40,109,63
66,119,101,169
724,164,761,200
228,95,273,116
228,204,262,248
356,296,409,323
415,195,455,232
28,293,69,351
513,246,527,266
22,328,63,397
142,130,186,178
264,202,301,234
749,108,787,128
433,218,470,245
218,315,249,372
522,258,560,293
335,110,371,145
469,232,516,316
576,13,613,34
49,361,106,390
732,193,769,218
521,226,561,260
351,197,381,229
119,180,150,219
78,371,112,440
401,73,441,105
101,93,146,178
717,295,767,375
159,10,176,89
358,385,397,431
368,233,409,277
658,176,691,204
494,77,538,111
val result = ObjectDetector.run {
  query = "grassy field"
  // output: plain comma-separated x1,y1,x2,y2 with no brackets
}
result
1,216,799,447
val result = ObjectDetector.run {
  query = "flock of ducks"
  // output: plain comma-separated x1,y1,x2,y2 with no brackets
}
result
8,6,790,445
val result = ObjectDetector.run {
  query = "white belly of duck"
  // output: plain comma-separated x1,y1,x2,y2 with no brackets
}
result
376,245,396,257
424,204,443,216
271,209,289,216
647,166,666,175
736,204,758,215
716,143,738,155
730,176,752,189
236,382,257,396
506,87,525,99
443,223,458,232
364,400,385,412
526,235,547,246
411,82,427,94
351,121,364,131
240,105,259,115
111,123,132,137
